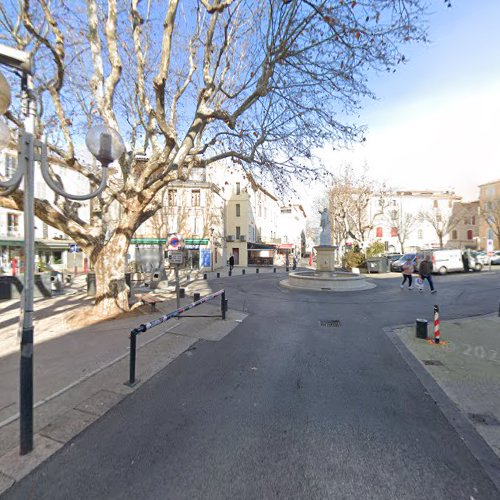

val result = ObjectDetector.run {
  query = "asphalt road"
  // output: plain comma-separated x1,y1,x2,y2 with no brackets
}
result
4,270,500,499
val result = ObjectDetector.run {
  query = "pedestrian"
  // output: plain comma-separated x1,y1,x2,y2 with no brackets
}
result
400,256,414,289
462,252,470,272
292,254,297,270
228,254,234,272
418,254,436,294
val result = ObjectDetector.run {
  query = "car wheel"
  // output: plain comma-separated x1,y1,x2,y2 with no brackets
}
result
438,266,447,275
474,263,482,272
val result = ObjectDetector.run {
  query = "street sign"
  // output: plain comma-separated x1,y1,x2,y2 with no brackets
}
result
69,243,79,253
168,250,184,264
167,233,183,251
487,239,494,256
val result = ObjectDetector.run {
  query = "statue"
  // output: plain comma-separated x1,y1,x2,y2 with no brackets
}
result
319,208,331,246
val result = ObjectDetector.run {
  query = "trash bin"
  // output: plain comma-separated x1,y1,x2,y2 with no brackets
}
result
416,319,428,339
366,257,388,273
87,272,96,297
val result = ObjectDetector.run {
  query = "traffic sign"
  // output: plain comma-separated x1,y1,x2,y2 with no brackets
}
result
167,233,183,251
487,239,494,253
168,250,184,264
69,243,79,253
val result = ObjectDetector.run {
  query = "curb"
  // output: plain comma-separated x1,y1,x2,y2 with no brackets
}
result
384,324,500,493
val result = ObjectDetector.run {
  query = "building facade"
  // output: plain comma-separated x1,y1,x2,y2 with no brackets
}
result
367,190,462,253
0,150,89,274
478,179,500,251
446,201,480,250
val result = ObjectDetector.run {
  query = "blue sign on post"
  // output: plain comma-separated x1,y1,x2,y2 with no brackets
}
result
69,243,79,253
201,249,211,268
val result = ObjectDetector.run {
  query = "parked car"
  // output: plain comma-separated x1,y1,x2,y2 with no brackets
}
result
424,249,465,274
385,253,402,265
490,251,500,265
391,253,416,272
470,251,488,265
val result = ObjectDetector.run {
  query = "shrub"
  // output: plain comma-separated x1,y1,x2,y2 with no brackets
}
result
342,251,365,270
366,241,385,258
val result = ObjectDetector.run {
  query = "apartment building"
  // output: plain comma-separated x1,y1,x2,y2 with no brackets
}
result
478,179,500,250
131,166,225,271
446,201,480,250
278,204,307,259
0,150,89,274
367,190,462,253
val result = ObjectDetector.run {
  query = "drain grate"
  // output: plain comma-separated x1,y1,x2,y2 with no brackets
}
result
423,360,444,366
320,320,341,328
468,413,500,426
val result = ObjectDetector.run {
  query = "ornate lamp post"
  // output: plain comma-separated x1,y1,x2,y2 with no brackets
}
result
0,44,124,455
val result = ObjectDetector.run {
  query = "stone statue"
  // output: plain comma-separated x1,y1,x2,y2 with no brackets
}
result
319,208,331,246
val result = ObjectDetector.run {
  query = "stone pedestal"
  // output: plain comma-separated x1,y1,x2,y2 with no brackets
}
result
314,245,336,272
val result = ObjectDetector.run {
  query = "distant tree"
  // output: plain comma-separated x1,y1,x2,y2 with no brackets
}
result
419,207,463,248
384,209,417,253
327,165,390,250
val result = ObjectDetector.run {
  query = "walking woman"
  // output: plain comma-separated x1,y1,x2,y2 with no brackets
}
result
400,256,414,289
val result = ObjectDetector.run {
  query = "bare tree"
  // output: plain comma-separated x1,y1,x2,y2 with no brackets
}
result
385,210,417,253
480,200,500,246
327,165,389,250
0,0,431,316
419,207,463,248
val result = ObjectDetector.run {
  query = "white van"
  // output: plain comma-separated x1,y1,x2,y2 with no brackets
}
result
425,249,464,275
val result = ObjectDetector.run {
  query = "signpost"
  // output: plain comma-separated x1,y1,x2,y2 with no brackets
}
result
167,235,184,308
69,243,79,275
487,239,494,271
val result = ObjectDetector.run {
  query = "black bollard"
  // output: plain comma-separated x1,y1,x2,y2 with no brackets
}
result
273,268,276,273
217,272,220,278
194,292,201,301
229,270,232,276
242,269,246,275
203,273,207,280
179,288,185,298
256,268,259,274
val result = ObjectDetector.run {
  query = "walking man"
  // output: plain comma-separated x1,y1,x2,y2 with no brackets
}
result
400,256,414,289
228,254,235,272
418,254,436,294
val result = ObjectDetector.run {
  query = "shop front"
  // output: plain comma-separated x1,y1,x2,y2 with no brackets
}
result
247,242,276,266
184,238,210,269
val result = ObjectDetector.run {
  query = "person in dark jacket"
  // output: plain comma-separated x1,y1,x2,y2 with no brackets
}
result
228,255,234,272
418,255,436,293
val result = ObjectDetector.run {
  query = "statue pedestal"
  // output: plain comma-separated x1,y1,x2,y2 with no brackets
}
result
314,245,336,272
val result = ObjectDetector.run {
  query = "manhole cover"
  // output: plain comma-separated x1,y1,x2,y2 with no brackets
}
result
468,413,500,426
423,360,444,366
320,320,341,328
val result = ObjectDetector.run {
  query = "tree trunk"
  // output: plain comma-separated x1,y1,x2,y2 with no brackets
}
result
93,233,131,317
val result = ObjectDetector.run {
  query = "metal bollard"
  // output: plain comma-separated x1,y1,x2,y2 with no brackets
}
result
217,272,220,278
229,270,232,276
256,268,259,274
221,291,226,320
194,292,201,301
179,288,185,298
273,268,276,273
128,332,138,385
203,273,207,280
286,267,289,272
242,269,246,275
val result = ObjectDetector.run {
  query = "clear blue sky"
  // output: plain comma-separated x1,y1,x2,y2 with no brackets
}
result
318,0,500,201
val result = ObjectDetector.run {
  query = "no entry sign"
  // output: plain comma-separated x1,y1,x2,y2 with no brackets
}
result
167,234,183,251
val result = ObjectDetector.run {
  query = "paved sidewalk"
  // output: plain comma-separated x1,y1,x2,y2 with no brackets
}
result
0,271,247,495
390,315,500,461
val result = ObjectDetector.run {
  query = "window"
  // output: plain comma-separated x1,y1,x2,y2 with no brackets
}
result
451,230,458,240
467,230,473,240
236,226,241,239
191,190,200,207
390,210,398,220
391,227,398,237
7,213,19,235
236,182,240,195
418,229,423,239
2,154,16,177
236,204,240,217
376,227,383,238
391,199,397,206
488,228,494,239
167,189,177,206
433,200,438,208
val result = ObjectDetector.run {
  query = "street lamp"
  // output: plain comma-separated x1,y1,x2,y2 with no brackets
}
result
0,48,124,454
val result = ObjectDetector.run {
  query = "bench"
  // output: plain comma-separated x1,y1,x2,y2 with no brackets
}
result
136,294,162,312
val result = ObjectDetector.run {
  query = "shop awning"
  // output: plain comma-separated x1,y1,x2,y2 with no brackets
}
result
278,243,294,249
185,239,209,245
247,242,276,250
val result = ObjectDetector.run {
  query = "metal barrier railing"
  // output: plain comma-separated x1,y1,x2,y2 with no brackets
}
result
127,289,227,385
